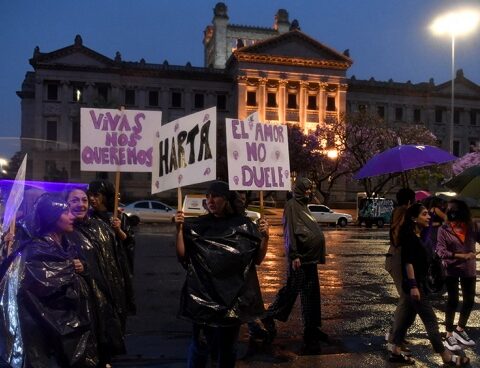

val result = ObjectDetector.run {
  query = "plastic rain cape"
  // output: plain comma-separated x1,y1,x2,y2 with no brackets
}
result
0,235,97,367
179,214,265,326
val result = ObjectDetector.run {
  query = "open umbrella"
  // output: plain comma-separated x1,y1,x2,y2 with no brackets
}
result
445,165,480,200
354,144,457,180
415,190,431,202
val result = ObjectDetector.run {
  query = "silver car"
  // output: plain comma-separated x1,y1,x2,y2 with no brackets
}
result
122,200,176,223
307,204,353,227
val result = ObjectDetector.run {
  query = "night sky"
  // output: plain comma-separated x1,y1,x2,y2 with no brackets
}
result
1,0,479,156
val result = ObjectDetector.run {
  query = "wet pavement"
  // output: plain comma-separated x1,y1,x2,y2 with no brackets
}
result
115,220,480,367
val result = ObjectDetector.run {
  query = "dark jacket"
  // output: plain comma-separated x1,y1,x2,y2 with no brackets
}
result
283,178,326,264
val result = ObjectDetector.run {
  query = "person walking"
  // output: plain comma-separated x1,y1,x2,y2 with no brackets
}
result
175,181,269,368
261,177,327,353
436,199,479,351
389,203,469,366
384,188,416,354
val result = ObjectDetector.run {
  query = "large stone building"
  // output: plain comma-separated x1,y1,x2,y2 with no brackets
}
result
16,3,480,201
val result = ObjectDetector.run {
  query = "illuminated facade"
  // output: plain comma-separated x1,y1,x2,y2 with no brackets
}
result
16,2,480,202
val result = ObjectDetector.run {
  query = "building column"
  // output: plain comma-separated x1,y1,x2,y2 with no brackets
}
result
278,79,287,124
318,82,327,124
258,78,267,122
337,83,348,120
299,81,308,129
236,76,247,120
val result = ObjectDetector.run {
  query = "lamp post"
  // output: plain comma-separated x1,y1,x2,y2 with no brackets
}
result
430,9,480,155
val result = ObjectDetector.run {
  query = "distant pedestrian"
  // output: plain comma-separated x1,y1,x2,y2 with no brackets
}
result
389,203,469,366
261,177,327,353
175,181,269,368
436,199,479,351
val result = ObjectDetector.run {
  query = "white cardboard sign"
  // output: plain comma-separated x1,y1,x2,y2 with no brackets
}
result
80,108,162,172
152,107,216,193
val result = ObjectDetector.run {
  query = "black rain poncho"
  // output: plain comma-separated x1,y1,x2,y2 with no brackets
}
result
0,235,97,368
284,177,326,264
66,217,126,357
179,214,265,326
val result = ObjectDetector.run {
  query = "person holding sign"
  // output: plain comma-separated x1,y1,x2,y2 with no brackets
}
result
87,180,136,324
175,181,269,368
262,177,327,353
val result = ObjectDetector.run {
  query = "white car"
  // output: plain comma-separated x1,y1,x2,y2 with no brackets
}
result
122,200,176,223
307,204,353,227
182,194,261,222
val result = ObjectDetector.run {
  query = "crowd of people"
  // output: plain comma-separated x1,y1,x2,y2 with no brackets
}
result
0,177,478,367
0,181,135,368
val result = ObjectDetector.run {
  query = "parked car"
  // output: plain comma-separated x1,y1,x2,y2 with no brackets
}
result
307,204,353,227
122,200,176,223
182,194,261,222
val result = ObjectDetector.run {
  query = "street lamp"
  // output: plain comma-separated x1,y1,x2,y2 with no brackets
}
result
430,8,480,155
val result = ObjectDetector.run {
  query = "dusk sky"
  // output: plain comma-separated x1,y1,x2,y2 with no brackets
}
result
1,0,479,155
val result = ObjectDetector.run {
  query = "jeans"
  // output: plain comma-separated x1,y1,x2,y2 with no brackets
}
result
445,276,476,332
392,286,445,354
188,323,241,368
265,263,321,330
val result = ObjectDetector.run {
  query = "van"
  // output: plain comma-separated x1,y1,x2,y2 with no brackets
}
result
182,194,261,223
356,192,394,228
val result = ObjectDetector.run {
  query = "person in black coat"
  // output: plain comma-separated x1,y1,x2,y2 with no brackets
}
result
262,177,327,353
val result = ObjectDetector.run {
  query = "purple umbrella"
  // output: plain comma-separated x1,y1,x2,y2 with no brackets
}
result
354,145,456,180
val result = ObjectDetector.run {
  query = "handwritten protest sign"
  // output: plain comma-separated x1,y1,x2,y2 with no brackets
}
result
80,108,162,172
152,107,216,193
226,117,291,191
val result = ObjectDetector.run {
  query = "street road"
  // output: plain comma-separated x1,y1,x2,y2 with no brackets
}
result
118,223,480,367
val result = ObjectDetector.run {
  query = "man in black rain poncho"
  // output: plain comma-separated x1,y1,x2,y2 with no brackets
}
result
262,177,327,352
0,193,97,367
175,181,269,368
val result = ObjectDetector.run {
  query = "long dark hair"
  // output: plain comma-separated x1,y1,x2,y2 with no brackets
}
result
399,202,427,237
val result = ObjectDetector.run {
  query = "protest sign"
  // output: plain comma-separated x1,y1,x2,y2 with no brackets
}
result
80,108,162,172
152,107,216,193
225,117,291,191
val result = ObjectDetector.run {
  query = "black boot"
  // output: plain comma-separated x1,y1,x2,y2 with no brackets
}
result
261,317,277,343
304,327,330,343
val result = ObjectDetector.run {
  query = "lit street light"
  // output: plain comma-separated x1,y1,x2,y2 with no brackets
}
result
430,8,480,155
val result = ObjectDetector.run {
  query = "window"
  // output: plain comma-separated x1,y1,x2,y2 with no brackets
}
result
377,106,385,118
247,91,256,106
72,83,83,102
358,104,367,113
287,93,297,109
454,108,460,124
151,202,168,210
134,202,150,209
267,92,277,108
307,95,317,110
413,109,421,123
217,94,227,110
148,91,159,107
171,91,182,108
46,120,57,141
194,93,204,109
125,89,136,106
469,140,478,152
326,96,336,111
435,108,443,123
70,161,80,179
470,110,478,125
453,140,460,156
395,107,403,121
72,119,80,144
97,85,109,102
47,83,58,100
